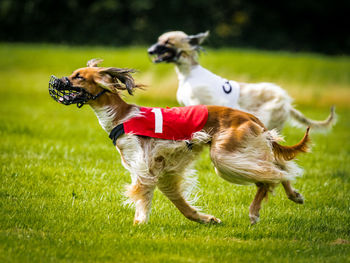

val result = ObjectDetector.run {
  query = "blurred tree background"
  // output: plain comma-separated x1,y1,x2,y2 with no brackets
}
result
0,0,349,54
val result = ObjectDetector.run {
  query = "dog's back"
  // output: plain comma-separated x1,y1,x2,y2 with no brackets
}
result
176,65,240,108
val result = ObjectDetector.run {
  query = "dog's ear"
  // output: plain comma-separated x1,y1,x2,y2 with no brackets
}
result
87,58,104,67
186,31,209,46
96,67,137,95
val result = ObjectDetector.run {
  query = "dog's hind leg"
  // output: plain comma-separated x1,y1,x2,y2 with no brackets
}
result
125,181,156,225
249,183,269,225
282,181,304,204
157,174,221,224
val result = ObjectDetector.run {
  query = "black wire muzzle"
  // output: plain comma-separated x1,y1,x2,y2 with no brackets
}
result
48,75,107,108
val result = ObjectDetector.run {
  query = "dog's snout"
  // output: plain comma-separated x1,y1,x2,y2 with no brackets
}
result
59,77,71,88
61,77,70,85
147,43,159,55
52,76,71,90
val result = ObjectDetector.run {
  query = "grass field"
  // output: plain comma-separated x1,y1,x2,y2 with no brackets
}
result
0,43,349,262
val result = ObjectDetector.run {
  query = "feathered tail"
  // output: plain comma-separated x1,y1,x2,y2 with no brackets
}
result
290,106,336,130
272,127,310,161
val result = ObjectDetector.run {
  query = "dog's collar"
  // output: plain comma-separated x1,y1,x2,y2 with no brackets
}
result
109,124,125,145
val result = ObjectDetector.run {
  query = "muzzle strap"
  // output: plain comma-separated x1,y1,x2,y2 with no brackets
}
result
76,89,108,108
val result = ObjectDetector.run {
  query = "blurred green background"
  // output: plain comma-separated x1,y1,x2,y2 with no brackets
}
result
1,0,349,54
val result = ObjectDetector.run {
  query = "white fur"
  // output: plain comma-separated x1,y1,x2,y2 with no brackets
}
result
93,106,118,133
176,64,291,130
238,82,292,131
93,106,140,133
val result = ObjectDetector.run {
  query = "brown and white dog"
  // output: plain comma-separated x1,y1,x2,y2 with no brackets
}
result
49,59,310,225
148,31,336,131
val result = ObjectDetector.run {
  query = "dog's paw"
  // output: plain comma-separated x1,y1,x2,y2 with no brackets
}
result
249,214,260,225
288,191,304,204
133,218,148,225
208,216,222,224
133,219,142,225
199,214,222,224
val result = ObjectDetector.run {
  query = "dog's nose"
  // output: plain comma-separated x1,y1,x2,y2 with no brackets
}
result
147,44,158,55
60,77,70,85
54,77,71,90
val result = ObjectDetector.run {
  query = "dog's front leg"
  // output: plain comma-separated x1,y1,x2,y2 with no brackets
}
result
125,181,156,225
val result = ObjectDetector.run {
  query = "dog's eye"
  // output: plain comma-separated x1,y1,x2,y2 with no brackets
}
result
164,39,173,46
73,73,85,80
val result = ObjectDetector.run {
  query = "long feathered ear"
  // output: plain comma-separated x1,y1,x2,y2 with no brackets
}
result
97,67,140,95
186,31,209,46
87,58,104,67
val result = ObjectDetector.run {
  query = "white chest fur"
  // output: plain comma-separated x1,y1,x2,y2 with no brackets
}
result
92,106,141,134
92,106,117,133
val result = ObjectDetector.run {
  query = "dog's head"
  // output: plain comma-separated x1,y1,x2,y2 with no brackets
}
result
49,59,140,108
148,31,209,64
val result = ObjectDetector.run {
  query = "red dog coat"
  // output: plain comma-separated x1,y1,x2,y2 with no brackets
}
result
109,105,208,145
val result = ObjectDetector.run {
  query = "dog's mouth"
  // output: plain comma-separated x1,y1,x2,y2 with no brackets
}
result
48,75,106,108
147,44,178,63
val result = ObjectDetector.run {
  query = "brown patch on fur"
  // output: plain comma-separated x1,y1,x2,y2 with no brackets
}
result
272,127,310,161
204,106,267,151
86,59,142,94
125,183,154,203
69,62,143,96
204,106,266,133
98,67,144,95
249,183,269,224
125,183,142,200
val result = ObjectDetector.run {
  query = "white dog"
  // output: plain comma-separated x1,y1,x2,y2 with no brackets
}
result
148,31,336,131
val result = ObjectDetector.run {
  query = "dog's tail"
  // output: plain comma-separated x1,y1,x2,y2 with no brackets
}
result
272,127,310,161
289,106,336,131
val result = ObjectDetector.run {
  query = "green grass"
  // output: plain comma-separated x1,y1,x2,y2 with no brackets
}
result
0,43,349,262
